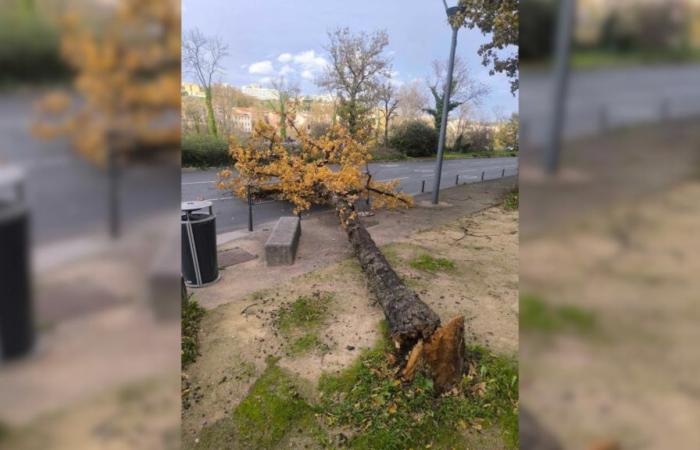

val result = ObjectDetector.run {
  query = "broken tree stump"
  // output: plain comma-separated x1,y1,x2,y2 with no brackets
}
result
336,200,466,393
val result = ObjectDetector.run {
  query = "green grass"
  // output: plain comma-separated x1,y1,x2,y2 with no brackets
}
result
0,421,9,442
275,292,333,358
409,254,456,272
503,188,519,211
288,333,329,356
275,292,332,333
571,48,700,70
318,331,519,450
520,293,597,334
195,359,326,449
368,150,517,162
182,296,206,368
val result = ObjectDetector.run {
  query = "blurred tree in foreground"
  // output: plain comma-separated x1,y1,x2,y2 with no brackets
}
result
218,116,467,394
33,0,181,164
183,28,229,137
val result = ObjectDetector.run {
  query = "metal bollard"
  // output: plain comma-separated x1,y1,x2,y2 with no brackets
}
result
481,171,485,182
421,180,425,193
501,168,505,177
247,185,253,232
455,174,459,185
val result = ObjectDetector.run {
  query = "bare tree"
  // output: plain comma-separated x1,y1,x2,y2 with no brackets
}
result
377,82,399,147
317,28,392,139
424,57,488,130
269,77,301,140
183,28,229,136
396,80,429,121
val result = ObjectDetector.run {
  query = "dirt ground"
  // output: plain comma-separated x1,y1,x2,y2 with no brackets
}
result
190,177,518,309
182,204,519,447
520,180,700,449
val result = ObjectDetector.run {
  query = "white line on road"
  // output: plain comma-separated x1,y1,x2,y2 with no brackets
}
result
377,176,409,182
182,180,216,185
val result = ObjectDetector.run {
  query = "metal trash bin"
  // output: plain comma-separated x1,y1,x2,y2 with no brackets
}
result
181,201,219,287
0,166,34,361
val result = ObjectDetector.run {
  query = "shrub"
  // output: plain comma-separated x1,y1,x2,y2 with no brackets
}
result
182,133,233,168
182,295,206,368
389,120,438,157
456,124,495,153
0,11,70,84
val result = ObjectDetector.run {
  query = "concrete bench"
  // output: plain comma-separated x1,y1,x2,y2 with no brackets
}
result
265,217,301,266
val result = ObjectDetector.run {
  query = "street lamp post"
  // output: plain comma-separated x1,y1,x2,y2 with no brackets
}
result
544,0,576,174
431,3,463,204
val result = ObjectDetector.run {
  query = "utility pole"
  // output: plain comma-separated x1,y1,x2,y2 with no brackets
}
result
545,0,576,174
432,3,464,204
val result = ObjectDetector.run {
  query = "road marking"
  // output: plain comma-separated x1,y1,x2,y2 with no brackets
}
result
182,180,216,185
377,176,409,182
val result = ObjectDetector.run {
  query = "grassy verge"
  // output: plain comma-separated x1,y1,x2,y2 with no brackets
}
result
275,292,333,357
520,293,596,335
182,296,206,368
194,359,327,449
369,150,518,163
503,188,519,211
409,254,456,272
318,325,519,449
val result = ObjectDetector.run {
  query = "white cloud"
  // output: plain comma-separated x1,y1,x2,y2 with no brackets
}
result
279,65,295,76
293,50,328,72
301,70,314,80
389,78,404,88
248,60,274,75
258,76,273,85
278,53,293,63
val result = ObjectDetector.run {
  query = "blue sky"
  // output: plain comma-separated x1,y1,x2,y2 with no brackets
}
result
182,0,517,120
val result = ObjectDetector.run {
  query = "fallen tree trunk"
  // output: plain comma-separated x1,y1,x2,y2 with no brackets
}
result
335,199,465,393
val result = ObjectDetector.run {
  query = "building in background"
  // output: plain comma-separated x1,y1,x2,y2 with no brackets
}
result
231,107,254,133
240,84,279,101
182,83,205,98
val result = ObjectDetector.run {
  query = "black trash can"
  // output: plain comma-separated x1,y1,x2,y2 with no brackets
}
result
181,201,219,287
0,167,34,361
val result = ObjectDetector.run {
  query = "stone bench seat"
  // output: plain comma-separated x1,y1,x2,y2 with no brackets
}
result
264,217,301,266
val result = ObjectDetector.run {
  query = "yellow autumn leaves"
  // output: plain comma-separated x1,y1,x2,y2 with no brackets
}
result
33,0,180,166
218,114,414,214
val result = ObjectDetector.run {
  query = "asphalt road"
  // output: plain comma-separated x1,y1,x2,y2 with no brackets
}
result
182,157,519,235
0,91,179,246
520,64,700,147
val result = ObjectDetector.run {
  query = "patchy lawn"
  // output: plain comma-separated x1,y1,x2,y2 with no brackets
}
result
182,205,519,449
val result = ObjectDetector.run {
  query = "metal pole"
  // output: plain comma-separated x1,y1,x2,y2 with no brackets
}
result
544,0,576,175
481,171,485,182
247,185,253,232
421,180,426,193
431,23,459,204
455,174,459,185
108,144,120,239
501,168,505,177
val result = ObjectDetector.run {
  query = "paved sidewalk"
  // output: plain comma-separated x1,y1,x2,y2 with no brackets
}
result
190,177,517,309
0,211,180,428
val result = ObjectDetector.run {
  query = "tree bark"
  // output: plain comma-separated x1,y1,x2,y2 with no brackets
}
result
335,198,466,393
204,87,218,136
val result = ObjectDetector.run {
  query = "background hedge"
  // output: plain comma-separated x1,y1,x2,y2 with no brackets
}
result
389,120,438,157
182,134,233,168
